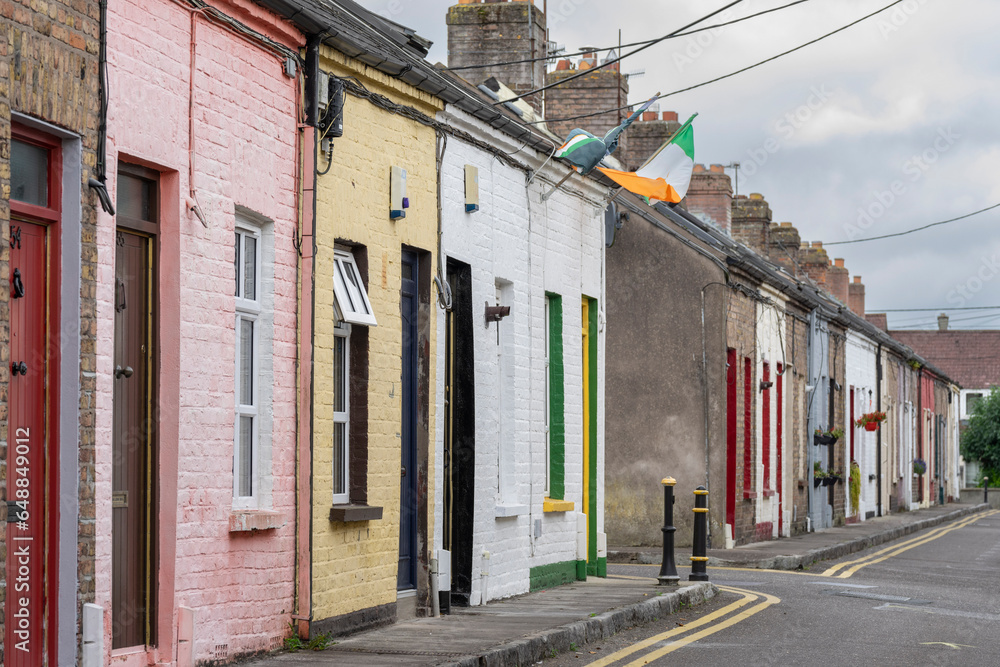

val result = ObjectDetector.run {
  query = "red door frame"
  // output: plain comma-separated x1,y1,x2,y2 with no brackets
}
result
7,122,62,666
743,357,753,498
725,349,737,531
762,362,771,495
776,363,783,535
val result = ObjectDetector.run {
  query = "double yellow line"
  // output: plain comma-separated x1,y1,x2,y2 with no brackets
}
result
583,585,779,666
820,510,998,579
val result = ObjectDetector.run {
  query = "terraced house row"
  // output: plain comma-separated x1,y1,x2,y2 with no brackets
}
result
0,0,963,664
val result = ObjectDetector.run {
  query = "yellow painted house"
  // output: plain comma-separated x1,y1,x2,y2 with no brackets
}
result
306,42,442,634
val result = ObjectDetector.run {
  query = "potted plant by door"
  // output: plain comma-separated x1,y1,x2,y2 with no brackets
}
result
913,458,927,477
855,411,887,432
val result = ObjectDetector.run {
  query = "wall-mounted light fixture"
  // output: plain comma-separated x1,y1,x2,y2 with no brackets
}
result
759,380,774,391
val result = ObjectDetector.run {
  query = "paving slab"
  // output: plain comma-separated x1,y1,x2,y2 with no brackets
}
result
239,578,716,667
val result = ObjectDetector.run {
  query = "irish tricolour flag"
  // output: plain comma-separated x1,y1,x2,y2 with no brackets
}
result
597,113,697,204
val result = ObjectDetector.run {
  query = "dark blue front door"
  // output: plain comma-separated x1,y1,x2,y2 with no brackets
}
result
398,251,419,590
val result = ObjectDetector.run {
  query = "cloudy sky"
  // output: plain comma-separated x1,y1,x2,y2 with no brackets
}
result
358,0,1000,329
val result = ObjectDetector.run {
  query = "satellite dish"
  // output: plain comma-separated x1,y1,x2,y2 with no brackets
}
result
605,201,624,248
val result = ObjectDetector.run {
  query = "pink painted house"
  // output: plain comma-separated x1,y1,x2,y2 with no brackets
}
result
94,0,304,663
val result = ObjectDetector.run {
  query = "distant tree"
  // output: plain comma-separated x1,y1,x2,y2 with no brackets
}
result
962,387,1000,484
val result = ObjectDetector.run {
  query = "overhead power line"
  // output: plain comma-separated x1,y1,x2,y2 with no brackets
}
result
871,306,1000,313
826,202,1000,245
446,0,814,72
531,0,909,126
499,0,747,106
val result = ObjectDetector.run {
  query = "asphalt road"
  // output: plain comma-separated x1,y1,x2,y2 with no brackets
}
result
542,510,1000,666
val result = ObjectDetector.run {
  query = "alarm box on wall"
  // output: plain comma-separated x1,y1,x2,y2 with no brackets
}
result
390,165,408,220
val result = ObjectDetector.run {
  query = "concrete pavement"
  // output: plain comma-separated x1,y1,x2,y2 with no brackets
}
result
241,503,988,667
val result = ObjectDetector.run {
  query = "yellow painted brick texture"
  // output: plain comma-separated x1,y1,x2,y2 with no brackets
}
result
311,48,441,621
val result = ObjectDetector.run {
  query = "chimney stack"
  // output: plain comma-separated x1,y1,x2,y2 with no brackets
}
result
731,192,772,256
447,0,548,115
800,242,831,288
769,222,801,276
684,164,733,235
848,276,865,317
828,258,849,305
620,110,682,170
937,313,949,331
544,53,628,148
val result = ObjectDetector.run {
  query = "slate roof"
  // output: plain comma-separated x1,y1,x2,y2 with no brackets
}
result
887,329,1000,389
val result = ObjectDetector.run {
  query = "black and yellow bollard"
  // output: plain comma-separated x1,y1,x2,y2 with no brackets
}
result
657,477,680,586
689,485,709,582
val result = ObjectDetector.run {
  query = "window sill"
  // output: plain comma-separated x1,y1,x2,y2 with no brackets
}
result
742,489,758,500
543,498,575,513
330,504,383,523
495,504,528,518
762,489,775,498
229,510,286,533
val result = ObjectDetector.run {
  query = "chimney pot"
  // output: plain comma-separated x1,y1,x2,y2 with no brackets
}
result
853,276,861,284
780,221,793,227
749,193,764,200
662,111,678,121
834,258,845,268
938,313,949,330
693,164,706,173
710,164,725,173
642,111,657,121
556,59,571,70
812,241,823,249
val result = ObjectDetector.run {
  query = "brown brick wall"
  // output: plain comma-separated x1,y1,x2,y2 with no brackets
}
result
545,65,628,146
829,329,848,524
785,306,811,536
447,1,548,114
1,0,100,657
726,272,758,545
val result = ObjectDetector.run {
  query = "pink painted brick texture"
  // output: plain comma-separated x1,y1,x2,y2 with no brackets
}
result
95,0,303,663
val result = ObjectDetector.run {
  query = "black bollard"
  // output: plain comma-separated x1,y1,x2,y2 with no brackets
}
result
689,486,709,582
985,476,990,505
657,477,680,586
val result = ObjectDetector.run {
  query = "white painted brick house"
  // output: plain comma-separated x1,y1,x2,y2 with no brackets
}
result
433,106,608,606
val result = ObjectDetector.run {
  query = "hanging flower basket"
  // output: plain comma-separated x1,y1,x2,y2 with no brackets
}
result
913,459,927,476
855,411,887,431
813,427,844,445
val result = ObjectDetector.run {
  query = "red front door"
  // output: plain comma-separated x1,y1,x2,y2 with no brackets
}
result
5,222,52,666
5,125,61,667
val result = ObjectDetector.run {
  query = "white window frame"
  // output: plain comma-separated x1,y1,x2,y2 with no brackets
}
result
333,250,377,326
332,322,351,505
234,224,262,507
